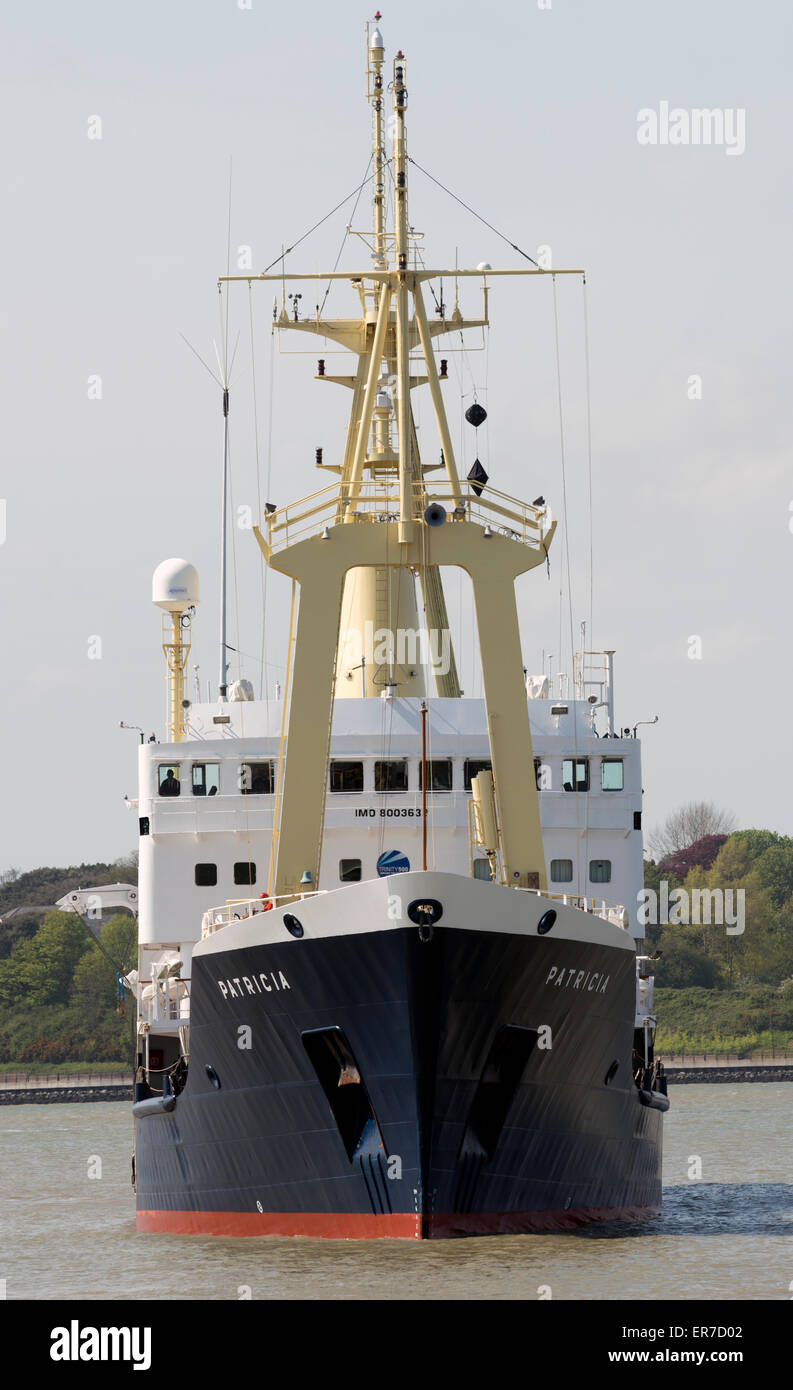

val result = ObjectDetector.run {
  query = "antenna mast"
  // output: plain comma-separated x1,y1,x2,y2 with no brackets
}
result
219,382,230,701
368,15,387,271
392,47,413,546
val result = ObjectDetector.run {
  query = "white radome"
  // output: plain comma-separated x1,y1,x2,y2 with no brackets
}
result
152,558,200,612
477,261,492,271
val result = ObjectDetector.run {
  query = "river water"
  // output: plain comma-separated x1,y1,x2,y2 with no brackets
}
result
1,1085,790,1300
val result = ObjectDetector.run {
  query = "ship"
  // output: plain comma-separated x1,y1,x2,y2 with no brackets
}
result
128,15,668,1239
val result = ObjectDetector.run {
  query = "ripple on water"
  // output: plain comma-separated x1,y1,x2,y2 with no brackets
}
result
1,1089,791,1300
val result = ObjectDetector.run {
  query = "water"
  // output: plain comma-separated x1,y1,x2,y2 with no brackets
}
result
2,1085,791,1300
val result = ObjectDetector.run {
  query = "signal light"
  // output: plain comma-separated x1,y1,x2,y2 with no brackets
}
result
317,358,325,376
440,359,448,378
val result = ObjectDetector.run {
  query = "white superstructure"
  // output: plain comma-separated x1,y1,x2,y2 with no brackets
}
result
135,683,645,958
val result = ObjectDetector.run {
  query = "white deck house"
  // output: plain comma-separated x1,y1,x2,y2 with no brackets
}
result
134,692,645,978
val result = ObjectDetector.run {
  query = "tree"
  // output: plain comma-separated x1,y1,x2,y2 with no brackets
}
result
113,851,139,881
70,915,138,1025
100,914,138,974
754,840,793,910
0,910,91,1005
35,912,93,1002
658,834,728,879
657,928,719,988
71,949,117,1027
647,801,737,861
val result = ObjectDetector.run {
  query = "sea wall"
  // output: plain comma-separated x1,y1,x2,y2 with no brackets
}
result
666,1066,793,1084
2,1069,792,1104
0,1085,130,1105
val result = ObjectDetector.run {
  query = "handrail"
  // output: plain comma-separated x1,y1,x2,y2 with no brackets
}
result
517,887,630,928
264,479,549,555
201,890,328,937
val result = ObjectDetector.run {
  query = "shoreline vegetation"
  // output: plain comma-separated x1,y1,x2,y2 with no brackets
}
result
0,1061,132,1076
0,859,138,1066
0,824,792,1064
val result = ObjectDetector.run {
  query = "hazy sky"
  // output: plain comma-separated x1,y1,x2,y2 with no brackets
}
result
1,0,791,871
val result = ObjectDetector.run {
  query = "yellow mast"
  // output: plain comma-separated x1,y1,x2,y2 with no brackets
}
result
222,20,589,898
162,612,191,743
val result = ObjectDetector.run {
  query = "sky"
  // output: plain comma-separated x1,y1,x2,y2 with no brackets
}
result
1,0,791,871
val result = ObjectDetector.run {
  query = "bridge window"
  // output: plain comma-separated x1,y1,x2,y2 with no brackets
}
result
330,761,364,792
562,758,589,792
192,762,220,796
339,859,362,882
534,757,552,790
234,862,256,886
158,765,181,797
473,858,493,881
425,759,453,791
589,859,612,884
550,859,573,883
195,863,218,887
464,759,492,791
239,761,274,794
375,759,408,793
601,759,624,791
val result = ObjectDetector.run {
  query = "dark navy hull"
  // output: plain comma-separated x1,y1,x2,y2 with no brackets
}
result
135,924,663,1238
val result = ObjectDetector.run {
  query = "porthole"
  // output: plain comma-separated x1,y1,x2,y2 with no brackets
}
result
604,1060,619,1086
283,913,304,939
536,908,557,935
205,1064,221,1090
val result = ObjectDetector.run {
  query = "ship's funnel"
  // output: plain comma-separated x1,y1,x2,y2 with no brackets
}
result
335,567,427,700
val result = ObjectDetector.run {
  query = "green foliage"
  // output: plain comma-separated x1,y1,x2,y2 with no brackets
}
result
37,913,94,1000
0,859,138,959
0,911,93,1005
100,915,138,974
644,830,793,990
0,908,138,1063
730,829,783,860
656,929,719,988
644,859,679,894
655,1028,793,1057
653,984,793,1054
71,951,117,1028
642,860,681,949
0,912,40,960
754,843,793,909
0,1060,129,1075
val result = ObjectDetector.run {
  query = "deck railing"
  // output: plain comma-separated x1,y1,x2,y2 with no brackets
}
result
518,887,630,929
201,891,327,937
264,479,550,555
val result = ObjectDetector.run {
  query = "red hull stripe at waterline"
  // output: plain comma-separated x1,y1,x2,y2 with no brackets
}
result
136,1205,659,1239
137,1210,422,1238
